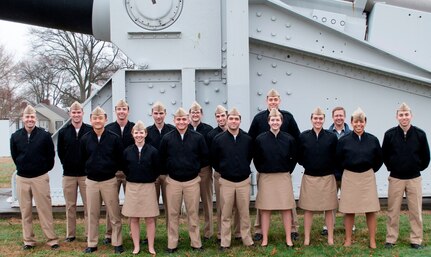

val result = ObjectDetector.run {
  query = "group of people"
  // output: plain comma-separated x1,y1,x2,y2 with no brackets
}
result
9,88,430,255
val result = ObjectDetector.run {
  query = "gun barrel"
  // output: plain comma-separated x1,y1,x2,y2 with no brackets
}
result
0,0,94,35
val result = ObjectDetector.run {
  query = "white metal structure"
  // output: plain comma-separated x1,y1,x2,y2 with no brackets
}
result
4,0,431,206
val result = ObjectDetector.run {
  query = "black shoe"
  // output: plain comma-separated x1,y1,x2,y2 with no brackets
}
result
411,244,423,249
166,247,177,254
217,238,221,243
253,233,263,241
140,238,148,245
51,244,60,250
65,237,76,242
84,247,98,253
191,246,204,252
291,232,299,241
103,238,112,245
114,245,124,254
384,242,395,249
22,245,34,250
286,243,294,249
234,236,242,240
321,229,328,236
219,246,229,252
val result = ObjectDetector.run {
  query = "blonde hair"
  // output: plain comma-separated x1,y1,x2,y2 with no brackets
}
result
397,102,411,113
115,99,129,109
311,107,325,119
267,88,280,98
23,105,36,115
91,106,106,117
189,101,202,113
70,101,83,111
174,107,188,117
152,101,166,112
268,108,283,121
132,120,147,133
351,107,366,122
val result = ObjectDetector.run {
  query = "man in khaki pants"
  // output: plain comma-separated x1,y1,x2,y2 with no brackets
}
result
159,107,209,253
188,101,214,240
57,101,92,242
104,99,135,244
211,108,254,250
383,103,430,249
10,105,59,250
80,106,124,254
206,105,241,241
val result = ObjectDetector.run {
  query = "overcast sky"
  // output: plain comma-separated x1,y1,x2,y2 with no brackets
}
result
0,20,32,60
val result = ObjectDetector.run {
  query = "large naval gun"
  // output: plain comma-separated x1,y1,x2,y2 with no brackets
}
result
1,0,431,205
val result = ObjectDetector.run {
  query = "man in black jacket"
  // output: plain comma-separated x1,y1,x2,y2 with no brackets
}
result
57,101,92,242
10,105,59,250
383,103,430,249
212,108,254,250
81,106,124,254
160,107,209,253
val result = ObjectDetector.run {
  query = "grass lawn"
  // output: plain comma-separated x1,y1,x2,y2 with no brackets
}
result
0,210,431,257
1,158,430,256
0,157,15,188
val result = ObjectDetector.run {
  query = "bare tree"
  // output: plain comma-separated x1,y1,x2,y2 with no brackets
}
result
0,45,23,119
28,28,132,104
16,55,69,106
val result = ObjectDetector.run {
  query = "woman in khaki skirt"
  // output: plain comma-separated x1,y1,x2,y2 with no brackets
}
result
298,108,338,246
336,108,383,249
253,109,297,248
122,121,160,255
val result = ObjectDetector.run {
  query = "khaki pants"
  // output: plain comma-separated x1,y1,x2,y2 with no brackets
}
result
199,166,214,238
166,176,202,249
254,172,299,234
214,171,240,239
86,178,123,247
155,174,169,227
16,173,58,246
62,175,88,238
220,177,253,247
386,176,423,245
105,171,126,239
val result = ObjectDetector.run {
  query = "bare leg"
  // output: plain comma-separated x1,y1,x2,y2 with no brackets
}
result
281,210,293,246
344,214,355,246
325,210,334,245
145,217,156,254
260,210,271,246
130,217,140,254
303,211,313,246
366,212,377,249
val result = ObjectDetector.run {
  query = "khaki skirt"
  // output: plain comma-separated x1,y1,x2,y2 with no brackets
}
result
339,169,380,213
122,182,160,218
255,172,296,210
298,174,338,211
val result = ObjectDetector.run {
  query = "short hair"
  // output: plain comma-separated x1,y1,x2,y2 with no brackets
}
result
396,102,411,114
311,107,325,119
132,120,147,134
152,101,166,113
91,106,107,117
115,99,129,110
227,107,241,119
69,101,83,111
189,101,203,113
215,105,227,115
23,105,36,115
351,107,366,122
174,107,188,117
332,106,346,116
268,108,283,121
266,88,280,98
